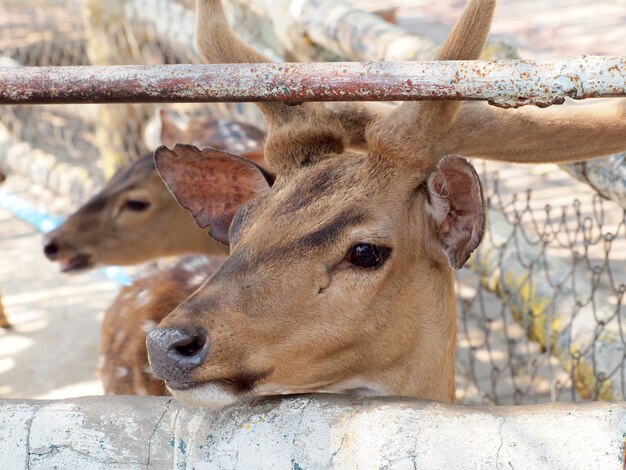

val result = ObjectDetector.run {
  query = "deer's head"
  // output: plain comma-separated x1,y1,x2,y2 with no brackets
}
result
42,153,226,271
43,116,266,271
146,0,493,407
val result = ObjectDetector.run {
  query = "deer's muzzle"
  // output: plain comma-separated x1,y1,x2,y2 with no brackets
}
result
146,327,210,387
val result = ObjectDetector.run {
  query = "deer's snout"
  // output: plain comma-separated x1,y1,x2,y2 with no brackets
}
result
43,237,60,260
147,327,210,384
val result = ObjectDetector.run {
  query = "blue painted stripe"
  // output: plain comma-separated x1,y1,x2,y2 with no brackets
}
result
0,188,133,286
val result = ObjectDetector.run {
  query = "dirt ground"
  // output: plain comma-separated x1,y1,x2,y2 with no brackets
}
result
0,178,119,398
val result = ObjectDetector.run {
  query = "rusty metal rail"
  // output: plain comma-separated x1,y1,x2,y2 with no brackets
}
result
0,56,624,108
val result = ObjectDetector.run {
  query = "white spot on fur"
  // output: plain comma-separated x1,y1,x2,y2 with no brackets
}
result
188,273,207,286
114,331,125,344
135,386,148,396
180,256,210,272
115,305,129,317
141,320,157,334
97,355,106,370
135,288,151,308
115,366,129,378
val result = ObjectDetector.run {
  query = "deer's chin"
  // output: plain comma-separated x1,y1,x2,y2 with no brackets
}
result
59,254,94,273
166,381,238,409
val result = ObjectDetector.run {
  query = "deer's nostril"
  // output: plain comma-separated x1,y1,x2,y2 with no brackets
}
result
43,240,59,260
174,334,207,358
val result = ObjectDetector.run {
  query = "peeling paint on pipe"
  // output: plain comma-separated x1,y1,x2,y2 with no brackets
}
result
0,57,624,107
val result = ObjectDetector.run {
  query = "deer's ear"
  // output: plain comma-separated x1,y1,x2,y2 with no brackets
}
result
425,156,485,269
154,144,273,245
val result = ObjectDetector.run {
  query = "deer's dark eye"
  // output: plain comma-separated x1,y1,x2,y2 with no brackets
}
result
123,200,150,212
347,243,391,269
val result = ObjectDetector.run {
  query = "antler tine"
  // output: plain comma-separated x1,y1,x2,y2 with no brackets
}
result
196,0,350,172
435,0,495,61
366,0,496,170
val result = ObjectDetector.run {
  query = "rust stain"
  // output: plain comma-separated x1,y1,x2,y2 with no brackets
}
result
0,57,623,106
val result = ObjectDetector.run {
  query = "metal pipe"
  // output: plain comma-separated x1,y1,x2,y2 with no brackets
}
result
0,57,624,108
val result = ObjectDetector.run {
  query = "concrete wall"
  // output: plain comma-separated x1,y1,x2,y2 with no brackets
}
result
1,395,625,469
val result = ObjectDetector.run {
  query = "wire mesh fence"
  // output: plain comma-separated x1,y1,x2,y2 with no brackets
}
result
0,0,624,406
458,162,625,404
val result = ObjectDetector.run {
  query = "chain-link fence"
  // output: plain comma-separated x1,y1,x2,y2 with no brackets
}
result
0,0,624,406
458,161,625,404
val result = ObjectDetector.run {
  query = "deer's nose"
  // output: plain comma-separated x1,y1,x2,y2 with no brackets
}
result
43,238,60,260
146,328,210,383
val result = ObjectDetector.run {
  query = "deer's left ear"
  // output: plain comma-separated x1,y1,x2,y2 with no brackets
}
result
425,156,485,269
155,144,273,245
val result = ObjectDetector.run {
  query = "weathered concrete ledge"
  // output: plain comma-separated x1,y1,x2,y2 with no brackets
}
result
1,395,624,469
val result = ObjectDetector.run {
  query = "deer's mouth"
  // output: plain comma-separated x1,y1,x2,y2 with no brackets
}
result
59,254,94,273
166,370,270,394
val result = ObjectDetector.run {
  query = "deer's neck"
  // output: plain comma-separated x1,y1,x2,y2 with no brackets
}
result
383,266,458,403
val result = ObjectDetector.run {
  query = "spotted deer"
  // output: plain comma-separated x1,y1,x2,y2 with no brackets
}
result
144,0,626,407
40,113,264,393
99,255,224,395
43,115,265,272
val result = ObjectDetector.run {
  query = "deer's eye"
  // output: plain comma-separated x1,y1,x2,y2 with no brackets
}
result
123,200,150,212
347,243,391,269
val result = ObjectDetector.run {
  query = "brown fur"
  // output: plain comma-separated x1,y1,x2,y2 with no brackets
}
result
44,118,265,272
145,0,626,408
99,255,224,395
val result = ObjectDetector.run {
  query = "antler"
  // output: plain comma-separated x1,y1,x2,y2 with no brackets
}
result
438,99,626,163
366,0,496,170
197,0,626,168
197,0,393,171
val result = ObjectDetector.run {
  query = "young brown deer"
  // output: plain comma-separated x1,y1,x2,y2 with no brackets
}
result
40,112,263,393
143,0,626,407
43,115,265,272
